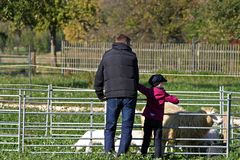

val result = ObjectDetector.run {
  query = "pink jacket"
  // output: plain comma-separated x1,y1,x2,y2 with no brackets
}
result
138,84,179,121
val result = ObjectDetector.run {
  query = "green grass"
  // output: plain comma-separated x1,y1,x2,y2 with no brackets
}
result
139,73,240,92
0,72,94,88
0,149,240,160
0,71,239,91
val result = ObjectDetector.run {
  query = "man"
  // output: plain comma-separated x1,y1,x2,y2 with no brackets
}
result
94,34,139,156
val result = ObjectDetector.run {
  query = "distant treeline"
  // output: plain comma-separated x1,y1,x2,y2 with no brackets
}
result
0,0,239,54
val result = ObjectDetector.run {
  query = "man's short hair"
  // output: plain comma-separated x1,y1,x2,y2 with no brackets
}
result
115,34,131,46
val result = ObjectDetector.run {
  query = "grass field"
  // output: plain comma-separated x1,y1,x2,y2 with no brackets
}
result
1,71,240,91
0,150,239,160
0,72,240,159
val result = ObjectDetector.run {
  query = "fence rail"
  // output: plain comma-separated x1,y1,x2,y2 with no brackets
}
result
0,85,239,157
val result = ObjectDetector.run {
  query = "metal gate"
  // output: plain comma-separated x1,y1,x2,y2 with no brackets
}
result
0,85,239,157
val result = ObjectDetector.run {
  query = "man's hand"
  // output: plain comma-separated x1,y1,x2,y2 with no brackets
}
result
98,95,107,101
100,97,107,101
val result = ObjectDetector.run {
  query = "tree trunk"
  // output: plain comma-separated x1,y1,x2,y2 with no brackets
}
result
50,25,57,67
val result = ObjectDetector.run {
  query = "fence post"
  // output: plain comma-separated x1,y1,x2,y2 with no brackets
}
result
219,86,225,113
49,85,53,135
22,91,26,153
61,40,64,75
226,93,232,158
31,52,36,75
191,39,197,72
18,89,22,152
45,84,53,136
219,86,224,135
28,45,32,86
90,101,93,151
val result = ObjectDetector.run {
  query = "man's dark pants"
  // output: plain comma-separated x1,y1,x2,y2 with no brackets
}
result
141,118,163,158
104,98,136,155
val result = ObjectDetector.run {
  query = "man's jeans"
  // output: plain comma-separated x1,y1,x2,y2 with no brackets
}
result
104,98,136,155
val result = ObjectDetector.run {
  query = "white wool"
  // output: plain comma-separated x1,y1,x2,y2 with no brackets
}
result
115,130,143,153
203,129,220,145
203,129,220,140
74,129,144,153
233,117,240,126
165,102,183,110
73,130,104,153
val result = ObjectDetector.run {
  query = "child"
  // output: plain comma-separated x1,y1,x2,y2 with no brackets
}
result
138,74,179,158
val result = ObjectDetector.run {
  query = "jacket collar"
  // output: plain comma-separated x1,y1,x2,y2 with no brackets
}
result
112,43,132,52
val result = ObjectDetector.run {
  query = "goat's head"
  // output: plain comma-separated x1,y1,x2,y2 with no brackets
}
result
201,107,223,125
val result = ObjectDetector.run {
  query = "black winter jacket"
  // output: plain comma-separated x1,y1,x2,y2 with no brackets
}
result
94,43,139,99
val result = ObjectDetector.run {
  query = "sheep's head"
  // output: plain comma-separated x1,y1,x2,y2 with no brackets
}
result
201,107,223,125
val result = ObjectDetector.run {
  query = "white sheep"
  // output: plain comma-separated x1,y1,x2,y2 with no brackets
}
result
203,129,221,145
201,129,224,153
198,128,226,156
73,130,104,153
115,130,143,153
73,129,144,153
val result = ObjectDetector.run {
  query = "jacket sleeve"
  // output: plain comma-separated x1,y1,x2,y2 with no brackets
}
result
94,60,105,99
154,90,166,104
137,84,149,96
164,92,179,104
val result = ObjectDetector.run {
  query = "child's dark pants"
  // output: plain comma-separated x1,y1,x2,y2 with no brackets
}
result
141,118,163,158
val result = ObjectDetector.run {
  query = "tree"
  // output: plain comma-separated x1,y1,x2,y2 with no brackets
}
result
63,0,101,42
1,0,101,66
31,0,68,66
211,0,240,41
0,0,38,52
183,0,240,43
0,32,7,53
32,0,101,66
96,0,198,43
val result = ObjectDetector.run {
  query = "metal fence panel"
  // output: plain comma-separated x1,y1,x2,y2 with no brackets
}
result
0,91,22,152
0,85,239,157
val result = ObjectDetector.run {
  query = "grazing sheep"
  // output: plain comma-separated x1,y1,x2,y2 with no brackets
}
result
115,130,143,153
74,129,144,153
206,142,226,157
201,129,224,153
201,129,226,156
73,130,104,153
203,129,221,145
162,107,223,153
